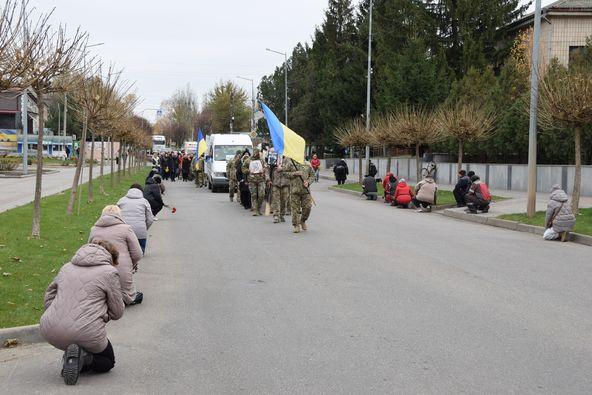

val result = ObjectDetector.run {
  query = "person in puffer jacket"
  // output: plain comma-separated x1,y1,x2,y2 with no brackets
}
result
413,176,437,212
89,205,143,306
394,178,414,208
543,185,576,241
40,241,124,385
144,177,165,217
117,184,154,254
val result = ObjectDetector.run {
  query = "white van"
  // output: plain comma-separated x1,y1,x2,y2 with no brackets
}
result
205,133,253,192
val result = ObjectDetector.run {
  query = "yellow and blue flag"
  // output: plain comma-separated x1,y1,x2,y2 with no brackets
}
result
260,101,305,164
197,129,207,158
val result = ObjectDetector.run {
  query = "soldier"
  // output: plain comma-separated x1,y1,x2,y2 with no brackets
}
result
270,157,290,223
280,158,315,233
227,150,241,202
242,148,268,216
195,154,205,188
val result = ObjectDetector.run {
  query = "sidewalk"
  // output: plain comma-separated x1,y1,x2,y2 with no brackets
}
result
0,165,113,213
319,169,592,216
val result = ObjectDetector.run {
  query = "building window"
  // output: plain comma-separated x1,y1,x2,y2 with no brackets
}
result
569,46,586,66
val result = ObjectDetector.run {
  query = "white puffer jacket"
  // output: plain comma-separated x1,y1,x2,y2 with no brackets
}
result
117,188,153,239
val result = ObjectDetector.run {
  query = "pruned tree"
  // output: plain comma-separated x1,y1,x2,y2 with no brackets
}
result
370,114,402,174
333,118,370,184
18,3,87,237
390,106,442,181
436,102,497,173
538,67,592,214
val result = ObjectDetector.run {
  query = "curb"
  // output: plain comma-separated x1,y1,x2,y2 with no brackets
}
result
328,186,456,211
441,209,592,246
1,324,43,347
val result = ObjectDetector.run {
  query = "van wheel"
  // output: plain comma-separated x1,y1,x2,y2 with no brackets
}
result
211,185,217,193
208,180,212,190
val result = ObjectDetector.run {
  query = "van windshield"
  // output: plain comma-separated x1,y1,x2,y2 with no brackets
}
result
214,145,251,161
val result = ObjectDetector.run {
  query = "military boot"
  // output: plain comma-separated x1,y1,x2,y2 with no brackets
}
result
292,225,301,233
229,196,233,202
273,216,280,224
280,216,286,223
301,222,308,231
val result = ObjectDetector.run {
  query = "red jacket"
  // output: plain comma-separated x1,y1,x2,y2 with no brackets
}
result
311,158,320,170
395,182,413,204
383,172,393,191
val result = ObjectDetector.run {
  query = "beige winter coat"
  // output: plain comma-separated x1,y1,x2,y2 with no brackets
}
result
40,244,124,353
89,214,143,305
415,177,437,204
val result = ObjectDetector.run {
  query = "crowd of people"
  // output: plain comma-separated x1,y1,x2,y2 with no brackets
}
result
226,146,316,233
39,168,168,385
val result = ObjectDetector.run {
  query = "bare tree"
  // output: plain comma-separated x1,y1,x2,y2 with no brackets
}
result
18,4,87,237
436,102,497,173
334,119,370,184
389,107,442,182
371,114,402,174
538,67,592,214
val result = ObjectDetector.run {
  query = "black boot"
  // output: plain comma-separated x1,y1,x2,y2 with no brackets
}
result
62,344,83,385
130,291,143,305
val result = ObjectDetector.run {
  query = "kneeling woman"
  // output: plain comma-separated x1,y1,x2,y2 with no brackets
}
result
40,241,124,385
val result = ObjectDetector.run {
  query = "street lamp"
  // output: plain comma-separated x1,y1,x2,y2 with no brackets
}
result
237,76,256,133
364,0,373,176
527,0,542,217
266,47,288,127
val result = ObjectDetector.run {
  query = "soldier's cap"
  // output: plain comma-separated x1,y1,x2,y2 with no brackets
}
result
235,150,242,155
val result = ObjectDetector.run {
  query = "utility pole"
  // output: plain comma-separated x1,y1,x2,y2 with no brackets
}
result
266,48,288,126
21,2,28,175
364,0,373,176
237,76,256,132
63,94,68,157
57,103,61,153
527,0,542,217
21,90,28,175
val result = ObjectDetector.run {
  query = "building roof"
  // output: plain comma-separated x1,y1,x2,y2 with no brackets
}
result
506,0,592,32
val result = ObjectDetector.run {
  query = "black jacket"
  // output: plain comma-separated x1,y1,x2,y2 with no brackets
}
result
369,163,378,178
333,160,349,180
144,178,164,211
362,175,378,194
454,175,471,196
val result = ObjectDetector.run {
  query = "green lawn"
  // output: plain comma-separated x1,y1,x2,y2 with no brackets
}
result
0,168,149,328
500,208,592,236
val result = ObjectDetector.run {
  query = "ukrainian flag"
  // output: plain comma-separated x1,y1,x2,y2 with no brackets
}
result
197,129,207,158
260,101,305,164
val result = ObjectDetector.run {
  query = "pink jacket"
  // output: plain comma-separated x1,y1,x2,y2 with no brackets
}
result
40,244,124,353
89,214,143,305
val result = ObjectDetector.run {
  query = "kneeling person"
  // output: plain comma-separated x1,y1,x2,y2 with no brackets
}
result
40,241,124,385
362,175,378,200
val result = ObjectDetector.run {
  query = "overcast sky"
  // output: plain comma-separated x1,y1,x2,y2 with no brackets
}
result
28,0,553,121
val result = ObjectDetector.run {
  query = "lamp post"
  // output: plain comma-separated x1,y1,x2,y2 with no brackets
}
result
237,76,256,133
527,0,542,217
362,0,374,177
266,48,288,126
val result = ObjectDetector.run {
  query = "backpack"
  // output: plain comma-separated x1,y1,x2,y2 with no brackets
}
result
479,183,491,201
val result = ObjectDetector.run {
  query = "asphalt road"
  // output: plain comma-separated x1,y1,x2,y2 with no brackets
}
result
0,164,113,213
1,179,591,394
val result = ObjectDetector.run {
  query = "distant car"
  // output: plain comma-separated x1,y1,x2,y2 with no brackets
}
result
204,134,253,192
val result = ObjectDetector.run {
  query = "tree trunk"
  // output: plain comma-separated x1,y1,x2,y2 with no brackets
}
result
572,126,582,214
457,139,464,174
117,141,122,184
123,143,127,176
31,91,45,238
110,137,114,188
416,143,422,182
88,131,95,201
386,156,392,173
358,151,363,184
99,134,106,195
66,113,88,215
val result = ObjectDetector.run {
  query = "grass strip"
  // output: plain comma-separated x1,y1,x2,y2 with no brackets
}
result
0,168,149,328
499,208,592,236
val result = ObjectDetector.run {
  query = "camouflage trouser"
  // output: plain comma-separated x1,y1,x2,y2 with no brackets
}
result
272,185,290,218
249,181,265,212
196,170,204,186
285,187,291,215
291,192,312,226
229,178,238,200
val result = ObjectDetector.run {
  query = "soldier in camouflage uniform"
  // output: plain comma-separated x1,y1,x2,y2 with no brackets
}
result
242,148,268,216
194,154,205,188
270,156,290,223
226,150,241,202
280,158,315,233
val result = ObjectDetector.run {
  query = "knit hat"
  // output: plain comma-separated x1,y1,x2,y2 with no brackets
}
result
471,175,480,182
